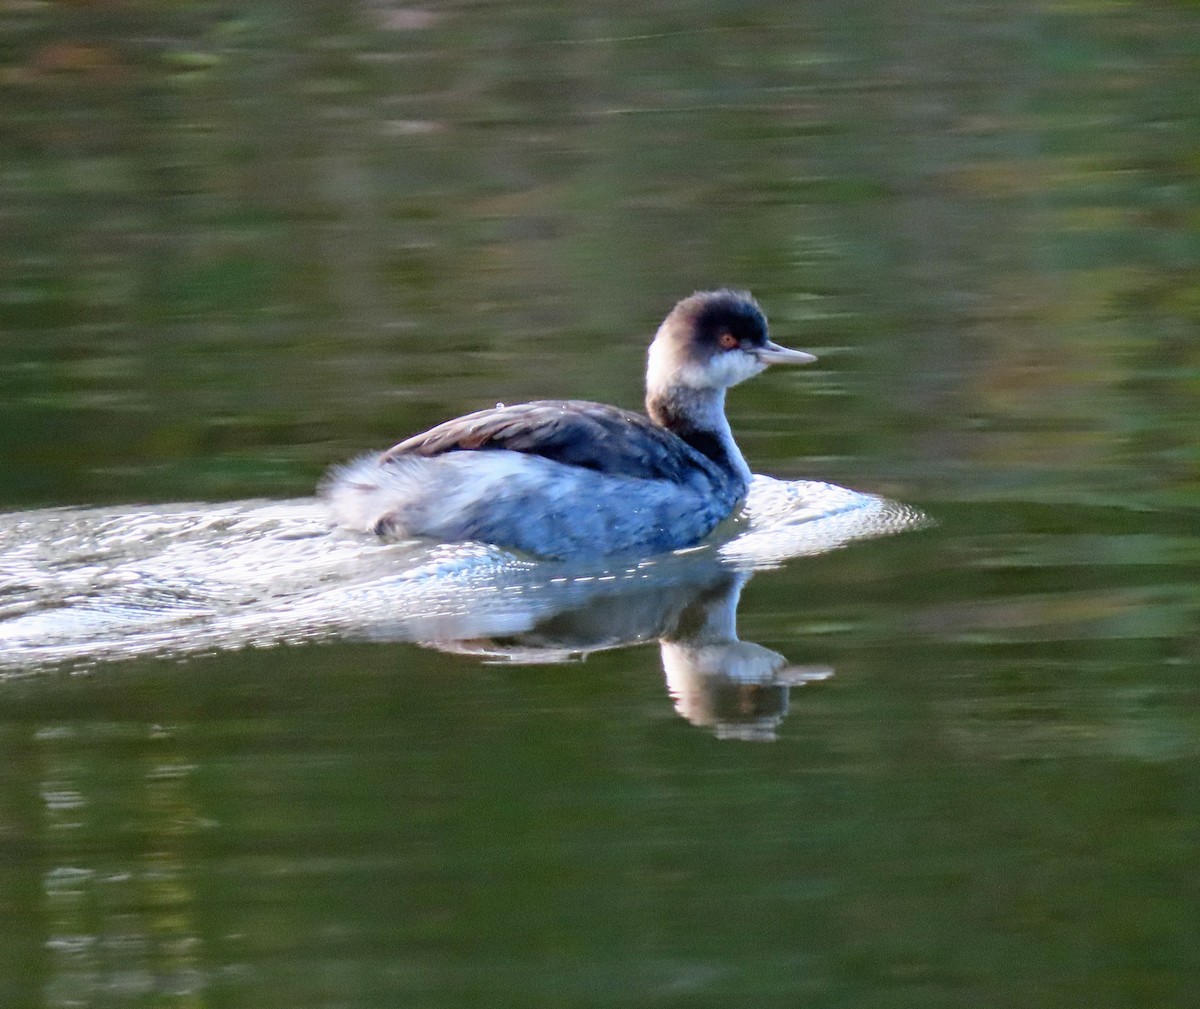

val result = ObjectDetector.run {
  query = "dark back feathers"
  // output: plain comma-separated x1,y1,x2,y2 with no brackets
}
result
380,400,720,485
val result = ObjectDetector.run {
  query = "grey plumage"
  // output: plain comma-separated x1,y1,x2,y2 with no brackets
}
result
325,449,740,560
322,290,815,559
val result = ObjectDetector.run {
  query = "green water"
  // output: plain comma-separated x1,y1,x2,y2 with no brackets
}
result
2,2,1199,1007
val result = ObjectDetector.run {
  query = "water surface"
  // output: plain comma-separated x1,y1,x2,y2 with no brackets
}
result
1,2,1198,1007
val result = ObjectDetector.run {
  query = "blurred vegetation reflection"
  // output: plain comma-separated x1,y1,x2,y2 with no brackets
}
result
2,0,1196,510
1,1,1199,1007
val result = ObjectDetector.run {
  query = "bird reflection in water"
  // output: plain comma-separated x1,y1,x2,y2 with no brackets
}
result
393,562,831,742
364,475,923,739
0,478,924,740
660,574,832,741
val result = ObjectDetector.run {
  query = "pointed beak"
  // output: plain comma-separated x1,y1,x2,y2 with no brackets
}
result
755,341,817,366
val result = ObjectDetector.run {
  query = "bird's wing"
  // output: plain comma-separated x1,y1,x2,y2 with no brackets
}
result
380,400,715,484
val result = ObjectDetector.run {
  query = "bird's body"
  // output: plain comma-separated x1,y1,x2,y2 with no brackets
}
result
323,290,816,559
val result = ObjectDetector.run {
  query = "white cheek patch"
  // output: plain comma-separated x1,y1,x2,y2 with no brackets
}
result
700,351,766,389
650,343,766,391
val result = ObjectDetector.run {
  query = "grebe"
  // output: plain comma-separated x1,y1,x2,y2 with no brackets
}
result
323,290,816,559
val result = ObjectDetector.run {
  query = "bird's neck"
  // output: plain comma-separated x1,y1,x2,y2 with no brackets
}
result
645,385,752,487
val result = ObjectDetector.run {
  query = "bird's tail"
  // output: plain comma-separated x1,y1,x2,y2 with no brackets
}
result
319,454,429,535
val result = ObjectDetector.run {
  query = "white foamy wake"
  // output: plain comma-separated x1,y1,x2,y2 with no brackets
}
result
0,478,925,674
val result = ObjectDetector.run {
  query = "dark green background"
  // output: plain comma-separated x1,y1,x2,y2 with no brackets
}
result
1,2,1198,1007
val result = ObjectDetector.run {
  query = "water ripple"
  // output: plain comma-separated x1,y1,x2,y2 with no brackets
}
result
0,478,924,674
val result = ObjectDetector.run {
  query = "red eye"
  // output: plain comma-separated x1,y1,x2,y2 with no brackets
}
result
718,332,738,350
